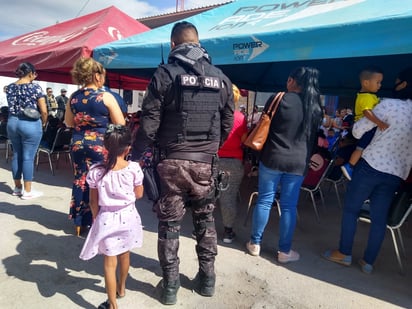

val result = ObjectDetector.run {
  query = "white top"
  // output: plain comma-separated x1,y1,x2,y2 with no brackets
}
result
0,91,7,108
87,161,144,207
353,98,412,179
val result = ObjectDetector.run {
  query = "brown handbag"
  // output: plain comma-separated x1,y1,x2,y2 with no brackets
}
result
243,91,285,151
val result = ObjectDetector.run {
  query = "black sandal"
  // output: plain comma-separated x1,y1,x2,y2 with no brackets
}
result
116,291,125,299
97,300,110,309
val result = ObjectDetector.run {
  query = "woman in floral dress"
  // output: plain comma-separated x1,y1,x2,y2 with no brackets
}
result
65,57,125,236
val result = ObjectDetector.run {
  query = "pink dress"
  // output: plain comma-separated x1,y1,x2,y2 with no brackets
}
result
80,161,144,260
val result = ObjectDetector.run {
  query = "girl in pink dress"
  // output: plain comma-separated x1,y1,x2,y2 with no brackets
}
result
80,124,144,309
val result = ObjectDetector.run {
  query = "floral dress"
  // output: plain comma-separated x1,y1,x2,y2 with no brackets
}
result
68,88,109,228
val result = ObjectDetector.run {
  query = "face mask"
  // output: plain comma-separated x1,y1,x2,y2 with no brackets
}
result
392,80,412,100
392,81,402,97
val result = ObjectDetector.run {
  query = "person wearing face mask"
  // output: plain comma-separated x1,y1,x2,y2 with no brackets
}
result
45,87,58,117
132,21,234,305
323,67,412,274
55,88,69,120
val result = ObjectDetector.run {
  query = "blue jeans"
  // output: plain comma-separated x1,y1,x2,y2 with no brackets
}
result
339,159,402,264
251,162,304,252
7,116,43,181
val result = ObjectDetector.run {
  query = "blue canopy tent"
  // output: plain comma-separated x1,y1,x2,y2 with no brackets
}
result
93,0,412,95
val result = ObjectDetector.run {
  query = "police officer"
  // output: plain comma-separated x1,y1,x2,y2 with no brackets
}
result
55,88,68,120
45,87,58,117
132,21,234,305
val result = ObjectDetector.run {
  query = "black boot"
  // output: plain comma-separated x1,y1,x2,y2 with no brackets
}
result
157,221,181,305
159,279,180,305
193,271,215,297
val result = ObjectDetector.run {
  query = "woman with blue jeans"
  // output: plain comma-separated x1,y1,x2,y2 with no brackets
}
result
6,62,48,199
246,67,322,263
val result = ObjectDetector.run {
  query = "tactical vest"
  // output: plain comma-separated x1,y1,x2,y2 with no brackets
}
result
48,96,58,110
158,62,225,145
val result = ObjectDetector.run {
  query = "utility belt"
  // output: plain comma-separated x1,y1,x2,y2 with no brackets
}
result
165,151,214,164
157,149,229,203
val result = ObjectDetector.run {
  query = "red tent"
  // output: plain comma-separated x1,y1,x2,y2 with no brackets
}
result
0,6,150,90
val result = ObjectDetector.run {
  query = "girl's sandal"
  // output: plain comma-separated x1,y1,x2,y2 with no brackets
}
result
116,281,125,298
98,300,110,309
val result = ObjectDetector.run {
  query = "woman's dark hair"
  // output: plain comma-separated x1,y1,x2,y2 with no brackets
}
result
394,67,412,100
15,62,36,78
289,67,322,138
99,125,132,177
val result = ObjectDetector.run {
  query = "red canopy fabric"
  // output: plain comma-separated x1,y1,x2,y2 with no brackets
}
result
0,6,150,90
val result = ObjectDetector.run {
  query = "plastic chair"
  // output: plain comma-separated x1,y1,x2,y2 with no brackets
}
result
300,156,336,222
323,174,347,209
36,127,72,175
0,135,12,162
358,191,412,274
0,120,13,162
321,134,347,208
5,139,12,162
244,189,281,227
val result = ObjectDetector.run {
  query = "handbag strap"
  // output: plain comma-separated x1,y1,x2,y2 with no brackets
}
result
266,91,285,118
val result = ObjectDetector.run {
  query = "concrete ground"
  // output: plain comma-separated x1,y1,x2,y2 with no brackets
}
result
0,148,411,308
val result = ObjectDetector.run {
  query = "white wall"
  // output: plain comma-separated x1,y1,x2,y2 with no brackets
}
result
1,76,145,113
1,76,79,97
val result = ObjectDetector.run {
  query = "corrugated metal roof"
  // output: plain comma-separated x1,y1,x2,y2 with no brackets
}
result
138,2,232,29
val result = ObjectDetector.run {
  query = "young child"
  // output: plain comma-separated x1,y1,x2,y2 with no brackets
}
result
341,66,388,180
326,128,338,152
79,124,144,309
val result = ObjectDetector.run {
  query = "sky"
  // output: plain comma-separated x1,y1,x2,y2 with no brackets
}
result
0,0,230,41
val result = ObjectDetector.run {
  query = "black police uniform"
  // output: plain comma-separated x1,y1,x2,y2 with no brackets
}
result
133,43,234,302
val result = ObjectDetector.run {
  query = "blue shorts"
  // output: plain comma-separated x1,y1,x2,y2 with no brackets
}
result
357,127,377,150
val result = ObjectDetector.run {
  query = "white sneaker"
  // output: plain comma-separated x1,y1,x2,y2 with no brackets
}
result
12,187,23,196
246,241,260,256
21,189,43,200
278,250,300,264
